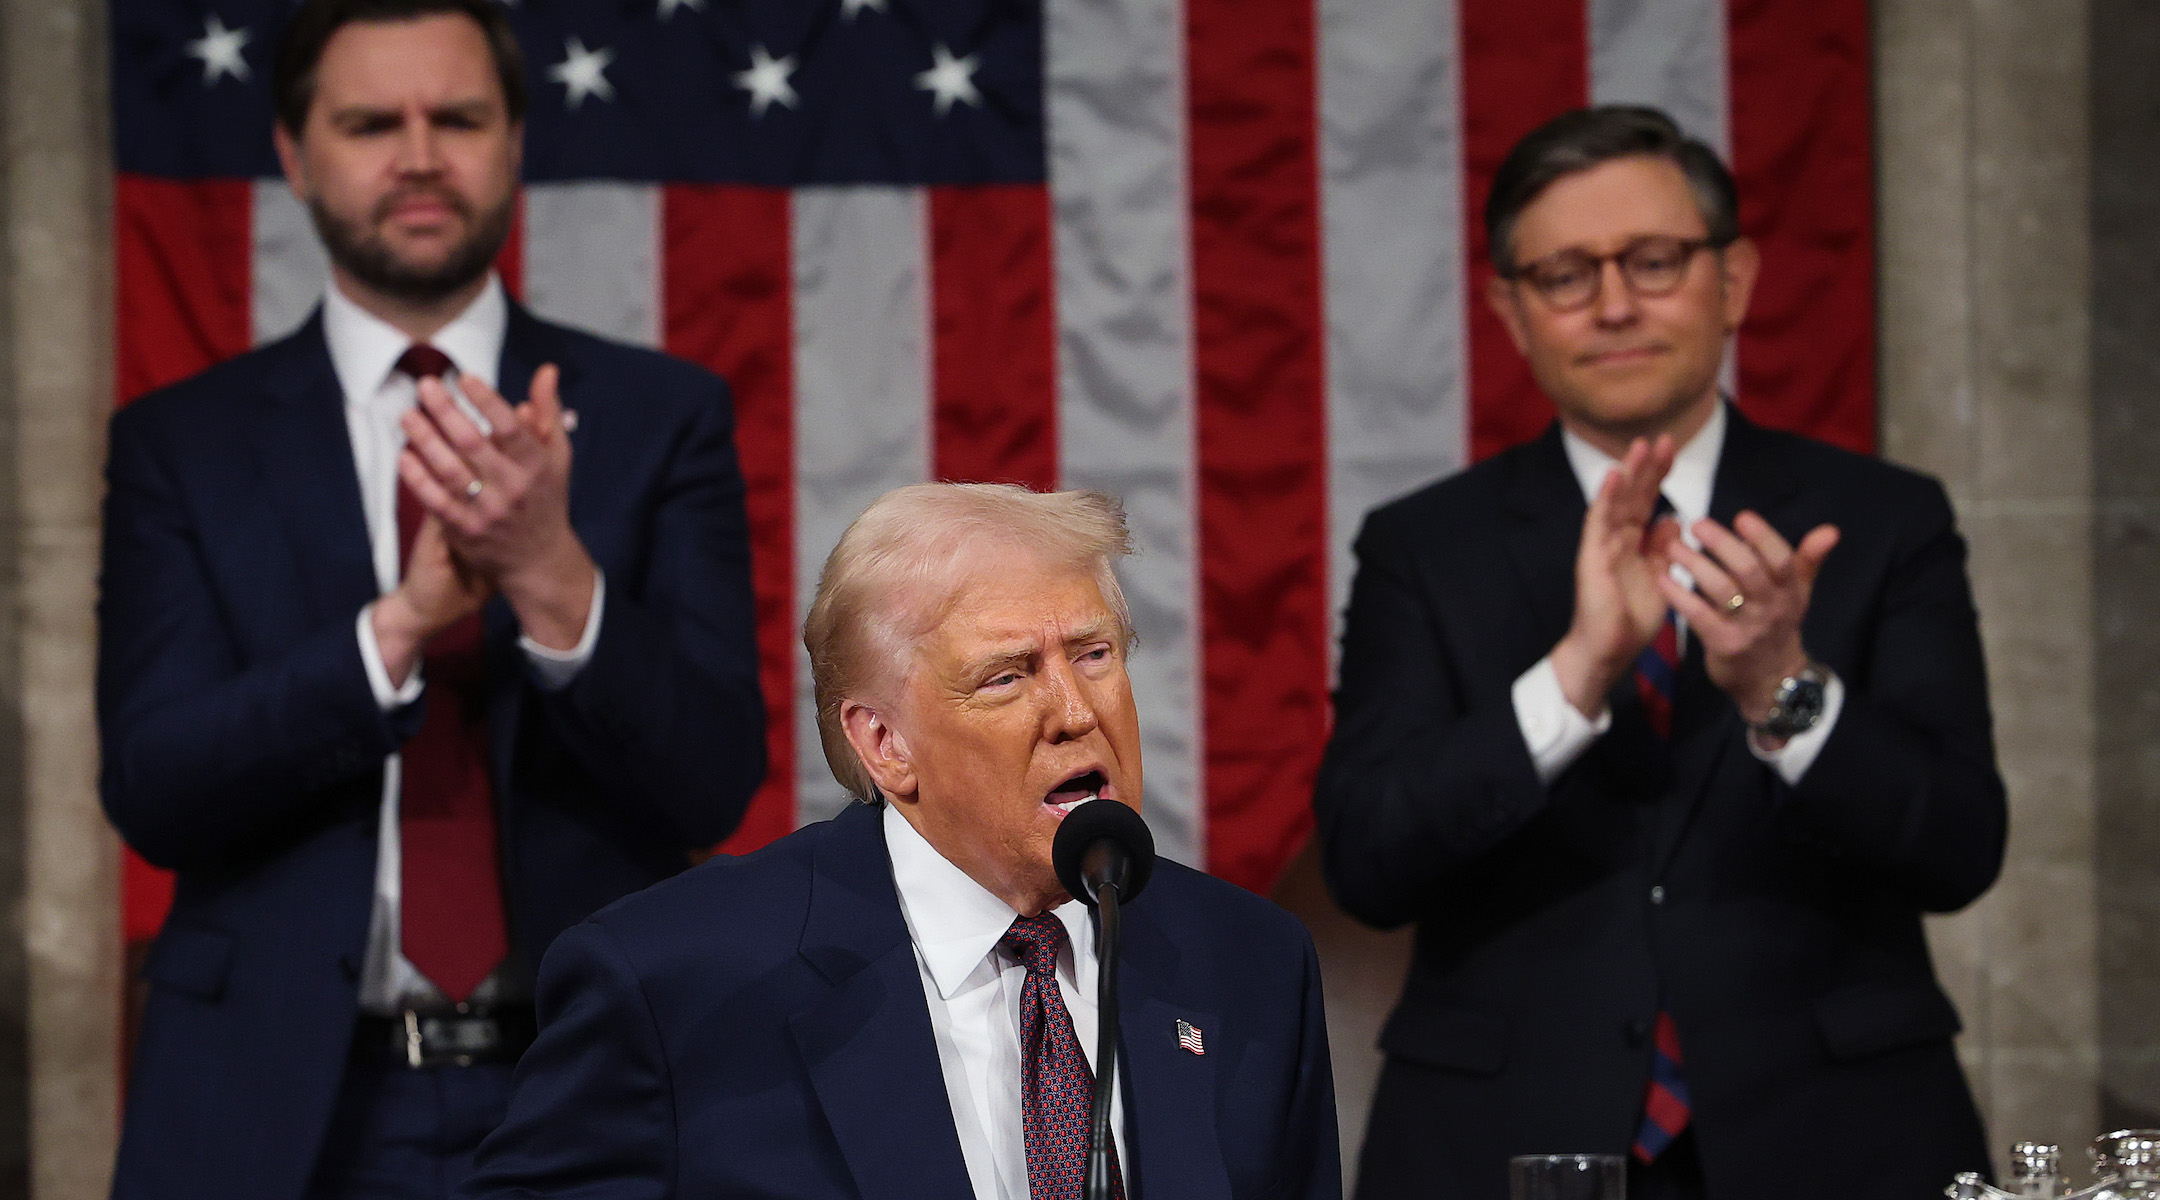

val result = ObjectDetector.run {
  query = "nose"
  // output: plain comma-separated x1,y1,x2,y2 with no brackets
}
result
1040,657,1101,743
1591,257,1639,326
394,111,442,175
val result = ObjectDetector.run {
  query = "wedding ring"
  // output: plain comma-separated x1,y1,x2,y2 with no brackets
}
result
465,478,485,499
1725,593,1746,612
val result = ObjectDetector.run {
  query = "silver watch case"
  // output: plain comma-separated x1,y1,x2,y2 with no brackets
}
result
1755,665,1828,739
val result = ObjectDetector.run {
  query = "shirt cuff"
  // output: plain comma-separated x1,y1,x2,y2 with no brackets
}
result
357,603,425,712
1513,655,1612,787
519,570,605,693
1746,671,1845,785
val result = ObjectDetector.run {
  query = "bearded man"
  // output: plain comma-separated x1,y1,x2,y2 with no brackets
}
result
97,1,764,1195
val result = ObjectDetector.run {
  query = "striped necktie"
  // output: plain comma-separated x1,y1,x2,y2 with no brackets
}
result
1631,493,1691,1161
1632,494,1681,742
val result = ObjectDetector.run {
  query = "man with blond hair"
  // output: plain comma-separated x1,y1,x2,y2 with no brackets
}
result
463,482,1342,1200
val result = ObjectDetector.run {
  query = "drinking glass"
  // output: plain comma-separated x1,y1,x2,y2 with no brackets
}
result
1509,1153,1625,1200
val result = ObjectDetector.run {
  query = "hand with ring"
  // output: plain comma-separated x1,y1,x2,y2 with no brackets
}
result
397,363,597,651
1655,510,1839,725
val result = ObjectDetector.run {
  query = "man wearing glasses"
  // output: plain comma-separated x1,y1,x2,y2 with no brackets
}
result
1315,106,2003,1199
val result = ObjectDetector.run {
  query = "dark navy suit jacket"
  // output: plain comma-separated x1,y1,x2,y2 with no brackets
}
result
460,801,1342,1200
98,306,766,1200
1316,409,2004,1199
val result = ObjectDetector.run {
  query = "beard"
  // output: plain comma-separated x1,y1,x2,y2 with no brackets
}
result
310,184,513,305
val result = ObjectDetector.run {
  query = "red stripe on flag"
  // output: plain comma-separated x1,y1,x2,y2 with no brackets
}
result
1186,0,1329,892
1727,0,1874,452
115,173,256,946
1459,0,1586,461
116,174,252,404
662,185,798,855
928,185,1058,490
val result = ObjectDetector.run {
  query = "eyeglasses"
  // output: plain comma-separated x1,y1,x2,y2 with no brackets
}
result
1502,235,1729,311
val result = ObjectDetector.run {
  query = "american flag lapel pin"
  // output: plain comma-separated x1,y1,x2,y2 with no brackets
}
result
1176,1018,1205,1056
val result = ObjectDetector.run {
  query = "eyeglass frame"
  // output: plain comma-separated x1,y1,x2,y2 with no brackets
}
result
1497,234,1737,312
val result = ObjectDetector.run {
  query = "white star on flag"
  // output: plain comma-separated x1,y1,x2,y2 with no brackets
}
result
733,45,800,118
547,37,617,109
184,14,252,86
657,0,704,19
840,0,887,19
913,44,982,118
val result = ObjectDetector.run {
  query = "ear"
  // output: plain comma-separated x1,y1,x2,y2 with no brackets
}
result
273,124,311,202
1718,236,1761,333
1485,271,1531,355
840,699,918,803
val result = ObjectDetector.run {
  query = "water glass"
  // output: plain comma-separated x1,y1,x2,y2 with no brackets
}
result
1509,1153,1625,1200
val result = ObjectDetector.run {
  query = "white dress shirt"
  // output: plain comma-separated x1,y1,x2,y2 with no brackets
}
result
1510,402,1844,787
883,804,1131,1200
320,276,606,1012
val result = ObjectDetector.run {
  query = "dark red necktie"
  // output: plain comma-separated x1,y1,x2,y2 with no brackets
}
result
394,344,507,1004
1003,914,1124,1200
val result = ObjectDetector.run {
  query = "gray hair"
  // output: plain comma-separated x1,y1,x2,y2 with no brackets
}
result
803,483,1136,803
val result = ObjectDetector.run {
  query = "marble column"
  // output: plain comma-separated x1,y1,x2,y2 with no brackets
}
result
0,0,122,1197
1877,0,2104,1172
2090,0,2160,1137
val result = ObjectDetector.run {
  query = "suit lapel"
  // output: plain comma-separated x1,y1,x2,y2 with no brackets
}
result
1117,902,1228,1200
1499,425,1589,655
788,805,975,1200
247,315,379,622
1648,407,1806,874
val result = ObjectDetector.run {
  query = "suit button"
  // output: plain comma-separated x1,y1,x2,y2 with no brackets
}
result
1649,885,1666,905
1626,1019,1651,1046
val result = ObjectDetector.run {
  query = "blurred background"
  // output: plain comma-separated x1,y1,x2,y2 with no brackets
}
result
0,0,2154,1194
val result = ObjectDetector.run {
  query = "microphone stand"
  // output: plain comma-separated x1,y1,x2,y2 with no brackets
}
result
1086,877,1123,1200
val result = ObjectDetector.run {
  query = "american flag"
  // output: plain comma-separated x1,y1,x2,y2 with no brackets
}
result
110,0,1876,947
1177,1018,1205,1057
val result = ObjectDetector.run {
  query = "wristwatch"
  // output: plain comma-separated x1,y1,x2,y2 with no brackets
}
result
1752,664,1829,739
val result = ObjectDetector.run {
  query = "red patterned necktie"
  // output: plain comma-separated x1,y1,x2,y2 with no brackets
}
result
394,343,508,1004
1002,913,1125,1200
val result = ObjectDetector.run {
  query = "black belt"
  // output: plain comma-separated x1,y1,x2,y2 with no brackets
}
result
354,1006,537,1069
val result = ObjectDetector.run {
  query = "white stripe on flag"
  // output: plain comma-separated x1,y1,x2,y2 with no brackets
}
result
790,185,933,826
1589,0,1729,154
1046,0,1204,868
252,178,328,347
1318,0,1469,677
524,182,662,349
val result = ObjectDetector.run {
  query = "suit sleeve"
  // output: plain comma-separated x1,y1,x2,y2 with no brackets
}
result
1311,513,1553,929
1773,479,2007,912
527,371,766,848
1275,931,1344,1200
460,922,677,1199
97,402,416,871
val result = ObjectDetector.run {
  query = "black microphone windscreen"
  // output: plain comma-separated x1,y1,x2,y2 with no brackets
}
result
1052,799,1156,906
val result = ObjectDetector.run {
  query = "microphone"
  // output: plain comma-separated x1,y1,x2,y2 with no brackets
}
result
1051,800,1156,1200
1053,796,1155,909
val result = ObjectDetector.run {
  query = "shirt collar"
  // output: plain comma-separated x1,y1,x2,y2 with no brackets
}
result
1559,398,1727,530
321,274,508,407
882,803,1097,1001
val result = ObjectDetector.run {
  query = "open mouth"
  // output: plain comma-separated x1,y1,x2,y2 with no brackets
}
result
1044,769,1108,816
